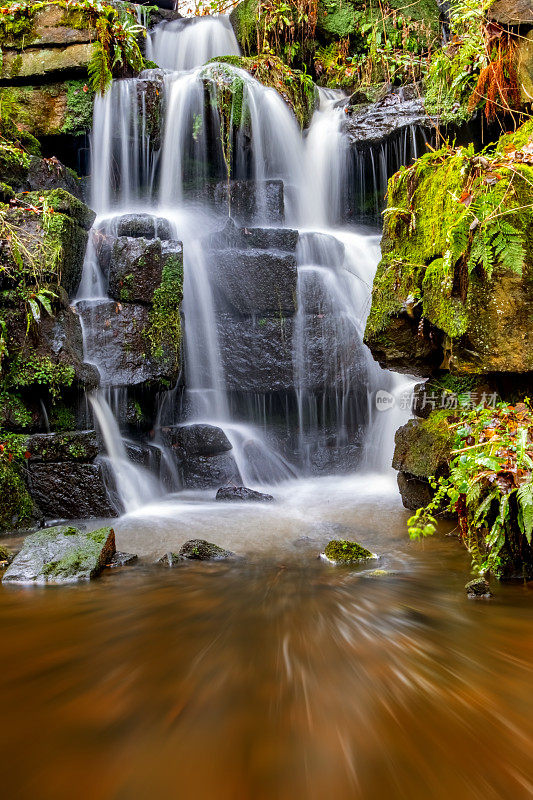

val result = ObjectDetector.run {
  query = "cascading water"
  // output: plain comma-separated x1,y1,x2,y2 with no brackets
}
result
75,14,417,514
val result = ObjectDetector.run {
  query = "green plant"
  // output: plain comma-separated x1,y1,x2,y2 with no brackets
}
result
408,400,533,578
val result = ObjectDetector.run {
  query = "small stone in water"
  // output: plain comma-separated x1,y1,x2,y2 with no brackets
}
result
321,539,377,565
106,552,138,568
465,578,492,598
158,540,237,566
216,486,274,502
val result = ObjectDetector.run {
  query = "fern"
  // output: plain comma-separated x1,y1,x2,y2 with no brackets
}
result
517,483,533,545
88,41,112,95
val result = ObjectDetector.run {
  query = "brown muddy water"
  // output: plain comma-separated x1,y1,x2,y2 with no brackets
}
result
1,475,532,800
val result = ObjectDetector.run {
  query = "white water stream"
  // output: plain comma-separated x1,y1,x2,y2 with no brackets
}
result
76,15,415,515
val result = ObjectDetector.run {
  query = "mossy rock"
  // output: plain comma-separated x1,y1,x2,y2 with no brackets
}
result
392,412,454,479
322,539,377,564
0,459,34,531
2,524,115,584
365,121,533,376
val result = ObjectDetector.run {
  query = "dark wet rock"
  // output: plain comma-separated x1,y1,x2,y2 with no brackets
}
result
213,179,284,225
124,442,162,472
218,313,363,393
182,452,240,489
321,539,377,564
2,525,115,585
345,86,434,146
26,431,99,463
397,472,435,511
206,219,298,252
172,424,232,457
76,300,176,386
27,463,117,519
25,157,84,200
106,551,138,568
115,213,172,240
159,539,236,566
465,578,493,598
297,231,345,266
108,237,183,304
212,248,298,315
216,486,274,502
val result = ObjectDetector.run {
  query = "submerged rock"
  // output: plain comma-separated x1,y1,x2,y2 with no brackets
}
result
465,578,493,599
321,539,377,564
216,486,274,502
159,539,236,565
2,525,115,585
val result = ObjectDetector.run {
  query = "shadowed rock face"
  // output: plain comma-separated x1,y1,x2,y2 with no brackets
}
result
489,0,533,26
2,525,115,584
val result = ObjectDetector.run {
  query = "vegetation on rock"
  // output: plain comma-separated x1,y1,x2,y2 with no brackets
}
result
323,539,376,563
408,400,533,580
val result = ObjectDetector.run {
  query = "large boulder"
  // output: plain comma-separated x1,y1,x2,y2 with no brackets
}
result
364,121,533,377
2,525,115,584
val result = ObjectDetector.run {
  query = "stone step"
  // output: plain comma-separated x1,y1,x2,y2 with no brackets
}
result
206,220,298,252
212,248,298,315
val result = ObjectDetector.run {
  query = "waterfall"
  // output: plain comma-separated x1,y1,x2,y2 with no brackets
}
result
74,15,417,515
146,16,239,71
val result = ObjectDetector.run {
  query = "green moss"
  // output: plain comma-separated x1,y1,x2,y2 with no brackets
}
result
323,539,376,563
0,459,33,531
145,253,183,374
395,412,455,479
0,392,32,429
61,80,94,135
7,355,75,401
41,525,113,579
230,0,258,54
48,404,76,431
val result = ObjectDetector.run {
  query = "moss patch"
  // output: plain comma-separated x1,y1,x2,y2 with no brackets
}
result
145,252,183,376
323,539,376,563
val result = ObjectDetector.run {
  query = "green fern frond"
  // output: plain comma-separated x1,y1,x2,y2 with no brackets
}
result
88,41,112,96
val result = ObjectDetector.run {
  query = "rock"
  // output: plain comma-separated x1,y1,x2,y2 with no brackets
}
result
216,486,274,502
106,551,138,568
26,158,83,200
211,248,298,315
108,237,183,304
320,539,377,564
345,93,433,147
1,44,95,81
364,121,533,376
115,214,172,240
77,300,178,386
4,81,95,139
27,463,117,519
172,424,232,456
213,179,285,225
489,0,533,26
465,578,493,598
0,545,15,566
182,452,241,489
205,219,298,252
159,539,236,565
218,312,364,393
397,472,435,511
26,431,99,463
2,525,115,585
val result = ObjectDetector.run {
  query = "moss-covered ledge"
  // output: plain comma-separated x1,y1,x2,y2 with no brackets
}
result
364,119,533,377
